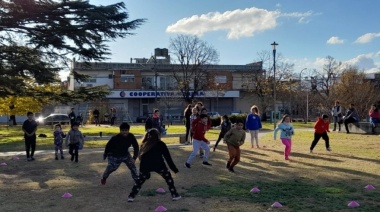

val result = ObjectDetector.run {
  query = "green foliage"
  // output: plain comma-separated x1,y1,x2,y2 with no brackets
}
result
0,0,145,103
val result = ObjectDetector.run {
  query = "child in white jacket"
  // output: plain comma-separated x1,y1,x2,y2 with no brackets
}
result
274,114,294,160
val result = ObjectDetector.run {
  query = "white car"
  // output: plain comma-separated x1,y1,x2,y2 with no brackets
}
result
207,112,220,118
36,114,71,125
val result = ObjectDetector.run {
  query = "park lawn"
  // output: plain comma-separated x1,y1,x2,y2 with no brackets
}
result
0,124,220,152
1,129,379,211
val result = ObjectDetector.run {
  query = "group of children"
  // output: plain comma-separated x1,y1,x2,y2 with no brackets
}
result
53,122,85,162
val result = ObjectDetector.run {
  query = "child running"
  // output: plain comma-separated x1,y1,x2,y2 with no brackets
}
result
65,122,84,163
53,124,65,160
213,115,232,152
310,114,332,153
127,128,181,202
274,114,294,160
245,105,262,148
101,122,139,185
223,119,246,173
184,114,212,168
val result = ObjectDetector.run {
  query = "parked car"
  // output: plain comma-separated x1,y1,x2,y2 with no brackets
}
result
136,113,153,123
36,114,70,125
207,112,220,118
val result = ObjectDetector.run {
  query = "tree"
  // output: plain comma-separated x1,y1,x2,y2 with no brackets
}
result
169,35,219,103
0,0,145,103
332,68,380,118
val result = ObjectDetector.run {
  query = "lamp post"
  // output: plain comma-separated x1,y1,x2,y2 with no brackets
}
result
298,68,308,123
271,41,278,129
215,82,219,113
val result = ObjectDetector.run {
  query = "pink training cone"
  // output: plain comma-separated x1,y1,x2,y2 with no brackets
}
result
250,187,260,193
62,192,73,198
156,187,166,193
155,205,167,212
13,156,20,161
348,201,360,207
0,162,7,166
271,202,283,208
365,184,375,190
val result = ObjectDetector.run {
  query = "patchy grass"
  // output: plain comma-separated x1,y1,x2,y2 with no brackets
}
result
1,128,380,211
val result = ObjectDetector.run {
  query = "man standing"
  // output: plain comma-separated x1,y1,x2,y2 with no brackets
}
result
101,122,139,185
22,112,38,161
93,108,100,126
331,100,342,131
68,107,76,127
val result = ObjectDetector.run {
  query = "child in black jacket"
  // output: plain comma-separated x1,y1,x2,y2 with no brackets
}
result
213,115,232,151
128,128,181,202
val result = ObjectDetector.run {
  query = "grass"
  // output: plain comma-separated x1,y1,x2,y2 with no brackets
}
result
1,124,380,211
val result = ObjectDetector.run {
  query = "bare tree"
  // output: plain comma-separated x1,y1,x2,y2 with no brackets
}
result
169,35,219,103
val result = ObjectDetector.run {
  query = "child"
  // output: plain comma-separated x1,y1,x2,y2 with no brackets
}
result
65,122,84,162
213,115,232,152
53,124,65,160
186,107,199,145
310,114,331,153
22,111,38,161
274,114,294,160
223,119,246,173
245,105,262,148
184,114,212,168
101,122,139,185
127,129,181,202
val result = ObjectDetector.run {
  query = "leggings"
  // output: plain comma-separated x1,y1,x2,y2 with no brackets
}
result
129,169,178,198
249,130,259,146
281,138,292,159
102,155,139,181
310,132,330,150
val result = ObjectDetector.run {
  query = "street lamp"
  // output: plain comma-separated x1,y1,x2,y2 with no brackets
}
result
215,82,219,113
271,41,278,129
298,68,309,123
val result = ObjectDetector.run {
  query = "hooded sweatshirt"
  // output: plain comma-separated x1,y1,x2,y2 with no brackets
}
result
274,123,294,140
314,117,330,134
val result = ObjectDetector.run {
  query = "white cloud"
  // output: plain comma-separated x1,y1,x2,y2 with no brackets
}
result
354,32,380,43
343,54,376,70
280,10,316,23
327,36,344,44
166,7,314,39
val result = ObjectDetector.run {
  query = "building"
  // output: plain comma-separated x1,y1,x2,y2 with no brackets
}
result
69,48,264,122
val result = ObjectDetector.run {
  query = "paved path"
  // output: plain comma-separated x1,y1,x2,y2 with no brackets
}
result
1,129,315,157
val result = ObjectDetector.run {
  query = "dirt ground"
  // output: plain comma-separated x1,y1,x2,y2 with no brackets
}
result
0,145,279,212
1,139,379,212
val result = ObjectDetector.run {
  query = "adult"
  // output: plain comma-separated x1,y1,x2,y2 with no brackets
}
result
343,104,360,134
22,111,38,161
331,100,343,131
68,107,76,126
368,104,380,134
184,104,193,144
110,108,117,126
93,108,100,126
145,109,163,133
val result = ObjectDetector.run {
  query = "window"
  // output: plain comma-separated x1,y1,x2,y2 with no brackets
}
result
82,78,97,83
215,75,227,83
159,76,177,90
121,74,135,83
142,76,153,88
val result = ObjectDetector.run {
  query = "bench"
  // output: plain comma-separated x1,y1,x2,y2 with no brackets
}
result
347,122,380,134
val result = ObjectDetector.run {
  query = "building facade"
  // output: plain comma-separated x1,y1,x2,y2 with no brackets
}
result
69,49,264,122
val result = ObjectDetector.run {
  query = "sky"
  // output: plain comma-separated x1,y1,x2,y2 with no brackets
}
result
62,0,380,79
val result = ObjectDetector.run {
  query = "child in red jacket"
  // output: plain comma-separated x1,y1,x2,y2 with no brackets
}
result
310,114,331,153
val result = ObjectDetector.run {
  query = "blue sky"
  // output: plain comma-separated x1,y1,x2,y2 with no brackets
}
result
64,0,380,78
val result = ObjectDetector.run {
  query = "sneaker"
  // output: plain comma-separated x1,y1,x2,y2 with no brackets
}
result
55,156,58,160
310,149,313,153
71,155,74,161
30,157,35,161
184,162,191,169
326,147,332,151
199,153,204,158
100,178,106,185
251,145,254,148
213,147,216,152
172,194,182,201
127,196,135,202
27,157,32,161
228,167,235,173
184,141,190,145
61,155,64,160
202,161,212,166
256,145,260,148
285,157,290,160
226,162,231,169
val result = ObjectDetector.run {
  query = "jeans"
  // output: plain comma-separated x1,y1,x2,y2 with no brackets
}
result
25,135,36,158
186,139,210,164
333,116,341,131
